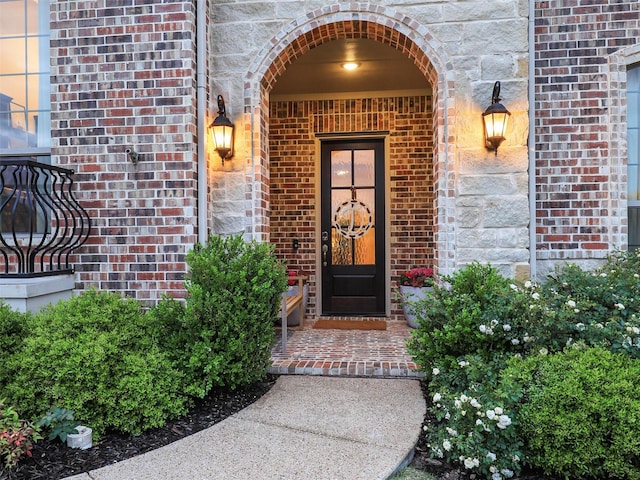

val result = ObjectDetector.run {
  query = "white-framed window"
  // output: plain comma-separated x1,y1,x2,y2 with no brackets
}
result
628,64,640,251
0,0,50,235
0,0,50,156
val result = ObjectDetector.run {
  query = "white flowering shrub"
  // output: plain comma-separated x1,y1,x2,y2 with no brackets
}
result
408,254,640,479
426,355,524,480
407,262,536,371
532,251,640,359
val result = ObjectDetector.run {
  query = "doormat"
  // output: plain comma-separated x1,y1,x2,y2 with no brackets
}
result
312,320,387,330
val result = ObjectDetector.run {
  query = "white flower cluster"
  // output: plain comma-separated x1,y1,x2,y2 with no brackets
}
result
490,466,515,480
622,313,640,348
461,456,480,469
486,452,519,480
479,319,501,336
431,389,520,477
622,335,640,349
484,407,512,429
479,324,494,335
565,299,580,313
479,320,523,345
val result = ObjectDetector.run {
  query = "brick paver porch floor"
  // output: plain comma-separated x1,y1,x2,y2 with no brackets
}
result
269,319,424,378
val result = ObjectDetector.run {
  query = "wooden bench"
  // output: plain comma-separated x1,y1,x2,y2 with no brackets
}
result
279,275,307,354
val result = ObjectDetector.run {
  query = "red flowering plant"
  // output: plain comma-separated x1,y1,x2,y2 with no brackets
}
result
399,267,435,287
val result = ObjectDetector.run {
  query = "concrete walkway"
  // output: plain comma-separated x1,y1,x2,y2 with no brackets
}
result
64,376,425,480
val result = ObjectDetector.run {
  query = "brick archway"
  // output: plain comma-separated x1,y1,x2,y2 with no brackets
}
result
244,5,457,295
259,23,440,94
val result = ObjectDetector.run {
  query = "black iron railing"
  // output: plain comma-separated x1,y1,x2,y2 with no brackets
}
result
0,156,91,277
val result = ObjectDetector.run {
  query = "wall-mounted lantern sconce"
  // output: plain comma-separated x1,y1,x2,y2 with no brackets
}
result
209,94,234,164
482,81,511,155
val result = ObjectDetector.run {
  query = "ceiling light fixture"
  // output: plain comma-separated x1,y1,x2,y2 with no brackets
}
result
341,62,360,71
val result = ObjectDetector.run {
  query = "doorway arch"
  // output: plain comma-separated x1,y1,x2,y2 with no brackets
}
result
244,5,456,318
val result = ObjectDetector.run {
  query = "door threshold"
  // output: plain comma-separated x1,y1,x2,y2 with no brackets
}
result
316,315,389,321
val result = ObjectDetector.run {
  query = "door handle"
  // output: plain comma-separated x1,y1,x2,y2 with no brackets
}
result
322,244,328,267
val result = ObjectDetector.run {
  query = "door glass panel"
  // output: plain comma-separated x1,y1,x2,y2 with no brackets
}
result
330,150,376,266
332,229,352,265
331,150,352,187
356,188,375,216
354,229,375,264
2,39,26,75
353,150,375,186
331,189,351,215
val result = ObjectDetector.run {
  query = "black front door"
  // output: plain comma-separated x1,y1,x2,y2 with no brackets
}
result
321,139,385,315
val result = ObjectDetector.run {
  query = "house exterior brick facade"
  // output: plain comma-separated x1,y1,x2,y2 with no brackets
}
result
1,0,638,317
533,0,640,276
49,0,199,301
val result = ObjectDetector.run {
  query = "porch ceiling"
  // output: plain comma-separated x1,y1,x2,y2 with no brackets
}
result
270,38,430,96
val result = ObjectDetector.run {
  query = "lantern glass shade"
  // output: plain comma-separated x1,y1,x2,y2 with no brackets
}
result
482,102,511,152
210,115,234,160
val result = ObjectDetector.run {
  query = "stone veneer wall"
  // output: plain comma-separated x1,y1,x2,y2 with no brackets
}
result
50,0,199,303
534,0,640,277
270,96,435,318
213,1,530,281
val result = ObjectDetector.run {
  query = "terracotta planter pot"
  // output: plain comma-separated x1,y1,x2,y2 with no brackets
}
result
399,285,432,328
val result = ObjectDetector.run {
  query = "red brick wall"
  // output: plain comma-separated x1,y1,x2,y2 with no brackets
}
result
534,1,639,264
50,0,199,303
269,95,435,318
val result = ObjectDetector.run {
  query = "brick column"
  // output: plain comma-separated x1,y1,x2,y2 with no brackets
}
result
50,0,199,303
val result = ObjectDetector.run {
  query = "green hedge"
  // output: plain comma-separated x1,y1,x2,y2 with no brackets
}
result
504,347,640,479
151,234,287,398
0,304,28,390
1,290,187,437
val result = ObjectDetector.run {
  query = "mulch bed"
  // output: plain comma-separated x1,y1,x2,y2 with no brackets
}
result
3,375,561,480
1,375,277,480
